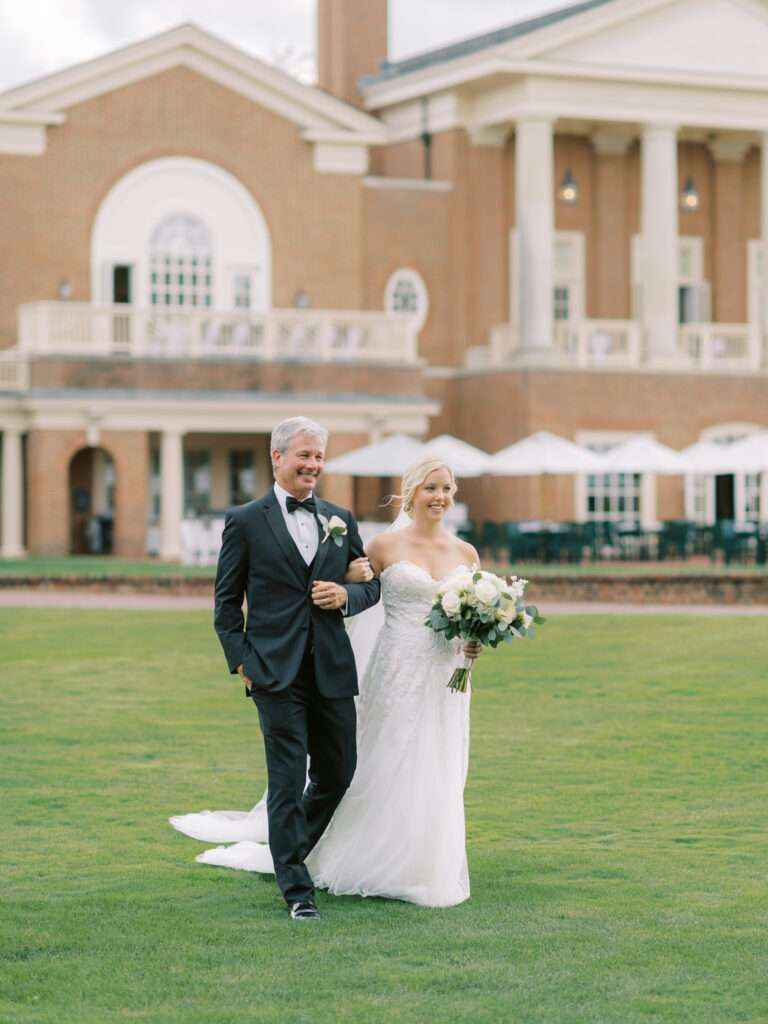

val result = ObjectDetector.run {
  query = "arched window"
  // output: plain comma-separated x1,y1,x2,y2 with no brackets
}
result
149,214,213,309
384,268,429,331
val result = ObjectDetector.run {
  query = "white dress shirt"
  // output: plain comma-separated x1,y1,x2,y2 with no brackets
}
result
273,482,319,565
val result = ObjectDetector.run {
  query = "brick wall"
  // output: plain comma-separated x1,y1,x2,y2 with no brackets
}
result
0,66,366,349
26,428,149,556
28,356,426,397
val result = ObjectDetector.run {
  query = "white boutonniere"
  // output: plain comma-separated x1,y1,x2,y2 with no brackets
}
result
318,513,348,547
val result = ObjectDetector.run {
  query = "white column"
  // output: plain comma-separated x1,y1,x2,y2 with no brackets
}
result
760,134,768,339
1,428,25,559
160,428,184,562
515,117,554,354
760,471,768,525
641,124,679,361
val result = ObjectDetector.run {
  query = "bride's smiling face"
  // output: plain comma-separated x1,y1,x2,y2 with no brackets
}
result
412,468,454,522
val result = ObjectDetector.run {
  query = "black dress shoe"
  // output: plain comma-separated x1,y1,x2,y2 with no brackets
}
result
288,900,320,921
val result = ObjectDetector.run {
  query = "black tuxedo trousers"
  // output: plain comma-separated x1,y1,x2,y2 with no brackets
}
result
252,639,357,904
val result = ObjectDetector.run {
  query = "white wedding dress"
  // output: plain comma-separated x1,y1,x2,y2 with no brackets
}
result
170,560,471,907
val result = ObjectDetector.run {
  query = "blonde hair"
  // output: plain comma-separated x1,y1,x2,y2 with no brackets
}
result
396,457,458,515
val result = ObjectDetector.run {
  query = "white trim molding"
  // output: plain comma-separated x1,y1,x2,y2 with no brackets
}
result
89,156,272,311
0,23,385,165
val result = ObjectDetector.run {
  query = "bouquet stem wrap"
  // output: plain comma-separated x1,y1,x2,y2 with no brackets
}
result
448,655,475,694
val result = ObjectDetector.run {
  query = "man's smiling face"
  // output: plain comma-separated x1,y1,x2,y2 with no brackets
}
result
273,431,325,499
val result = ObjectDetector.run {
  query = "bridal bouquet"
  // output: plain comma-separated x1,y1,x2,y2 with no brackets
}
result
425,567,545,693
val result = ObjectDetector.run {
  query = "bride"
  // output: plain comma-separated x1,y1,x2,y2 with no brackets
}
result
170,457,482,908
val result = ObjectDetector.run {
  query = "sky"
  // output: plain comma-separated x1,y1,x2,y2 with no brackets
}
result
0,0,571,93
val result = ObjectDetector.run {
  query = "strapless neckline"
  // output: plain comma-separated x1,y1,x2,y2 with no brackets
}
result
380,559,468,586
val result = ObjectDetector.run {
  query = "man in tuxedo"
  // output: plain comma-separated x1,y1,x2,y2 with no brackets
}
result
214,416,380,921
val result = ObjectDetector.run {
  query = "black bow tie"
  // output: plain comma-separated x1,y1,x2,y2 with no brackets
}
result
286,495,317,515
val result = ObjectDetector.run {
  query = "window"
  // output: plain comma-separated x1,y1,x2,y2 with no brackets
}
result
585,468,642,523
384,268,428,331
553,286,570,321
229,451,255,506
552,232,585,323
579,437,643,524
149,214,213,309
233,273,252,310
150,447,161,519
184,450,211,516
631,235,709,323
744,474,761,522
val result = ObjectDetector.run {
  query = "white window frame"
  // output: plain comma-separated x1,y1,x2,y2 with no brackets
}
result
384,268,429,332
686,422,766,526
509,229,584,327
553,230,585,322
631,235,709,323
575,430,655,528
228,264,262,311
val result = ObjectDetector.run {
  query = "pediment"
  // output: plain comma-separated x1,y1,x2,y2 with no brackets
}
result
531,0,768,81
0,23,384,142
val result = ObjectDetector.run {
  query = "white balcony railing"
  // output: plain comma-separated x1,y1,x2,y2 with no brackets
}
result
487,318,767,373
678,323,762,372
489,319,642,368
0,350,29,391
555,320,642,367
17,302,419,365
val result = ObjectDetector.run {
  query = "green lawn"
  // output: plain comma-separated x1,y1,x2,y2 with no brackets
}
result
2,611,767,1023
0,556,214,577
0,554,763,578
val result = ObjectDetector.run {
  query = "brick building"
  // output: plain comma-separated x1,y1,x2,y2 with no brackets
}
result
1,0,767,558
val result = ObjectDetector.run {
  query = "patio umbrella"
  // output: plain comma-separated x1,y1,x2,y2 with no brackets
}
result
725,431,768,473
679,440,742,475
323,434,428,476
489,431,607,476
599,437,692,475
423,434,493,478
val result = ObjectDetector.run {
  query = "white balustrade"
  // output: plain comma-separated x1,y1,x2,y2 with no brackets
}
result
554,320,642,368
16,302,419,365
487,317,766,373
678,323,762,371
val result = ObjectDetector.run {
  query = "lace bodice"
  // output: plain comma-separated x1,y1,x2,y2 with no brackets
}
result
380,560,450,628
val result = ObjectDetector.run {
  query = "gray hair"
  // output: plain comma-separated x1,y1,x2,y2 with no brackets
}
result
270,416,328,471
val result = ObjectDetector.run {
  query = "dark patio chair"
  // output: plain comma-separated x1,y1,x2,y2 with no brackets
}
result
480,520,504,560
712,519,755,565
658,520,694,561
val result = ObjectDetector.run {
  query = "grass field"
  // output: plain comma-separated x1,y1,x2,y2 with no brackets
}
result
2,610,767,1023
0,554,763,578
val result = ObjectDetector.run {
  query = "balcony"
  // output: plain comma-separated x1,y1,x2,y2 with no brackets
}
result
475,319,767,374
16,302,419,366
0,350,29,391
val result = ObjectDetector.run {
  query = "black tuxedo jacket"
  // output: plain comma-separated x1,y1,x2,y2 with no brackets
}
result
214,488,380,698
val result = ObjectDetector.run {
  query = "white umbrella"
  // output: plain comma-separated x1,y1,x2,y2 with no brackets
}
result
323,434,428,476
725,431,768,473
679,440,740,475
600,437,691,475
489,431,606,476
423,434,493,478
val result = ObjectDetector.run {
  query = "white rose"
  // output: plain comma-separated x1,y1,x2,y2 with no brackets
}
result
521,610,534,630
327,515,346,532
440,589,462,617
495,601,518,625
451,567,475,591
506,577,526,601
473,578,499,606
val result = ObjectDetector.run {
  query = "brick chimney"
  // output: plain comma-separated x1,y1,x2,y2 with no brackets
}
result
317,0,388,109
